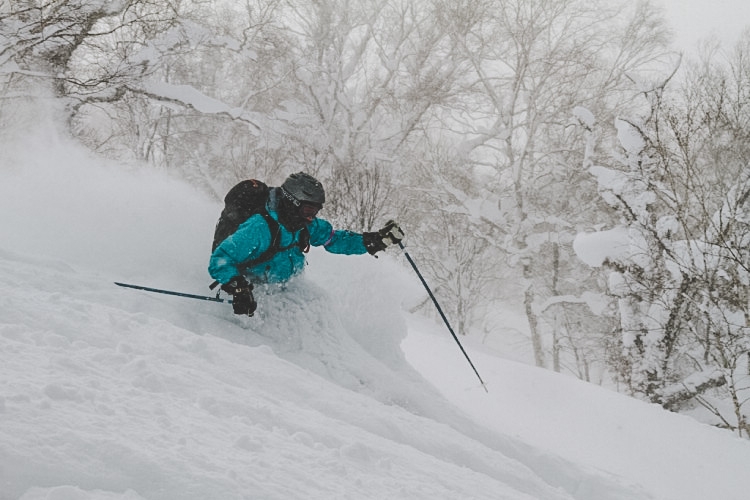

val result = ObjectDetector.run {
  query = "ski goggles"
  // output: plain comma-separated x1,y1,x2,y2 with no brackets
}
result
299,202,321,221
281,187,322,221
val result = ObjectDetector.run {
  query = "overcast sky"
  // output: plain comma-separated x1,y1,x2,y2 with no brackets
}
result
659,0,750,52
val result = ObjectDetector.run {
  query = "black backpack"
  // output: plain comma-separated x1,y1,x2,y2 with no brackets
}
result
211,179,310,274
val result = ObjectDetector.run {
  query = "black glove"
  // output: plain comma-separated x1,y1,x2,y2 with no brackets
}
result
221,276,257,316
363,220,404,255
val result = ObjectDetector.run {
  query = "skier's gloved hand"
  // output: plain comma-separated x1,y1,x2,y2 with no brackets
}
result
363,220,404,255
221,276,257,316
379,220,404,245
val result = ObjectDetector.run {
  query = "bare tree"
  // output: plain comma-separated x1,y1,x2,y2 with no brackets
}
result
400,138,505,335
415,0,671,365
276,0,470,229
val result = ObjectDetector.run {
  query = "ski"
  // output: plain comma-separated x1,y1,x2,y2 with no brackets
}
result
114,282,232,304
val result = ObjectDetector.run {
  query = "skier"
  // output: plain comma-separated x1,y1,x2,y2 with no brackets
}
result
208,172,403,316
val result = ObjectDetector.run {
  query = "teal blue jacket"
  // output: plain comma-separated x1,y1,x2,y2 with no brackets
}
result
209,190,367,284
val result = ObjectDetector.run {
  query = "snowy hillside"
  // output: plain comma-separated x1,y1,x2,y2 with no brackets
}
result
2,114,750,500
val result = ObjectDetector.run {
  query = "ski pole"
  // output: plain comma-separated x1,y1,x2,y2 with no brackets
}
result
398,242,488,392
114,282,232,304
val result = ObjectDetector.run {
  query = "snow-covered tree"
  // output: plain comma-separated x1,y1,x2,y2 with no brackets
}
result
0,1,192,102
583,35,750,434
275,0,470,230
411,0,670,362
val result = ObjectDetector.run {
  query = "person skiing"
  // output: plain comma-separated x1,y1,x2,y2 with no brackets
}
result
208,172,403,316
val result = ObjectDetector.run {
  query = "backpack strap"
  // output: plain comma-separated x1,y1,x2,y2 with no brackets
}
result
236,211,310,274
209,213,309,290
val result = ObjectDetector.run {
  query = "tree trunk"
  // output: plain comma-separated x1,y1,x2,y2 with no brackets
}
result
525,287,545,367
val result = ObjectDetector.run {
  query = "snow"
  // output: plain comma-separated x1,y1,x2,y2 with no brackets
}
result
140,82,262,133
572,106,595,128
614,119,645,155
572,227,630,267
2,110,750,500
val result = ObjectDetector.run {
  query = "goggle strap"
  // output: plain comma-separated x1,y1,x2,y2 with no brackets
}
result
280,187,300,207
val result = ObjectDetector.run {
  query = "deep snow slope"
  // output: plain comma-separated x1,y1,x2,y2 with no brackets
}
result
1,110,750,500
0,243,648,500
404,320,750,500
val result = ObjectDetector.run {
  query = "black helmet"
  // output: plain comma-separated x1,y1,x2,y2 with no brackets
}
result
281,172,325,206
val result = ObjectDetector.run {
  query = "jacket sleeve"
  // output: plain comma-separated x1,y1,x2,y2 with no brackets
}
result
208,214,272,284
308,218,368,255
